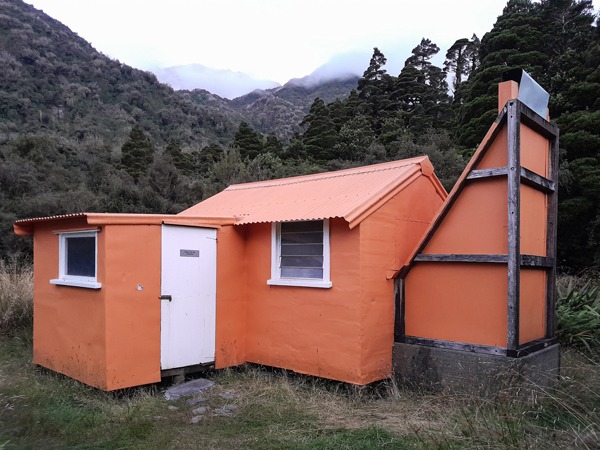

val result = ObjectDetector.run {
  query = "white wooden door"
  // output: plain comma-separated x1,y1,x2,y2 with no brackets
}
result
161,225,217,370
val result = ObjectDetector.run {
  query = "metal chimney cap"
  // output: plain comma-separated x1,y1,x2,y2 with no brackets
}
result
502,69,549,118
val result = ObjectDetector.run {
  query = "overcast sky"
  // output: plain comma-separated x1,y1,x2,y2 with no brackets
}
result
26,0,597,84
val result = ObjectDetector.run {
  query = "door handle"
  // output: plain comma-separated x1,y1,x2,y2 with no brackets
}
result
160,295,172,302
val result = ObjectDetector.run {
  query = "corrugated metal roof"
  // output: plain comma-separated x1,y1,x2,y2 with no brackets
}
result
179,157,446,229
13,213,236,236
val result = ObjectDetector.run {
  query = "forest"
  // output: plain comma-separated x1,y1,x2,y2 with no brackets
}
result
0,0,599,271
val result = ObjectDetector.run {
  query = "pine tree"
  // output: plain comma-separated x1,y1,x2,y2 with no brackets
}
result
444,34,480,101
263,133,284,156
357,48,394,134
121,125,154,182
333,115,374,161
234,122,264,159
405,38,440,72
391,39,452,134
357,48,388,98
300,98,337,160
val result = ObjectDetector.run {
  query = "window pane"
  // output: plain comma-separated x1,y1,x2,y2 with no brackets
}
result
281,221,322,233
280,243,323,256
281,231,323,244
279,220,325,280
281,255,323,268
66,236,95,277
281,267,323,278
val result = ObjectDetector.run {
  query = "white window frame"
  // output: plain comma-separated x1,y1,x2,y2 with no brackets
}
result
50,230,102,289
267,219,332,289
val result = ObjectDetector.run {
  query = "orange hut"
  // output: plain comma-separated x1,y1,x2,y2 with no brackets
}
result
15,157,446,390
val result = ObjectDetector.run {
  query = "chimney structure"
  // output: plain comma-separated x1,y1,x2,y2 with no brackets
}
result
392,70,560,392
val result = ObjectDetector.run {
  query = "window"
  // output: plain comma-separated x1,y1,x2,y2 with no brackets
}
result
50,230,102,289
268,220,332,288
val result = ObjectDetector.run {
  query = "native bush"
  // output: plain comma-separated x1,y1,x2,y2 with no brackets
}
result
556,275,600,354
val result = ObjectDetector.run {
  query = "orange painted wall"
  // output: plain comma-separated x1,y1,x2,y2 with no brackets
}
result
32,218,108,389
358,175,446,382
521,123,549,177
214,225,247,368
520,269,546,344
103,225,162,390
477,128,508,169
243,219,364,383
521,185,547,256
32,220,166,390
405,263,508,347
424,178,508,255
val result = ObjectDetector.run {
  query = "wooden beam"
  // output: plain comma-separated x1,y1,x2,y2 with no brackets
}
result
517,102,559,139
415,254,508,263
546,133,559,338
520,167,555,193
506,337,558,358
399,336,557,358
467,166,554,193
507,101,521,351
467,167,508,180
414,254,553,268
400,336,508,356
521,255,554,268
394,278,405,341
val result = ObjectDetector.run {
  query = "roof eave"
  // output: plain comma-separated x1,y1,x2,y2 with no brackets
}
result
13,212,238,236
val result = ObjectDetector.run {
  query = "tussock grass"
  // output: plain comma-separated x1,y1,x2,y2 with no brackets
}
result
0,260,33,335
0,334,599,449
411,350,600,449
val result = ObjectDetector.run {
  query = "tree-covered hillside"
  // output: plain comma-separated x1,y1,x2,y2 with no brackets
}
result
1,0,599,271
0,0,239,149
226,76,360,141
0,0,356,258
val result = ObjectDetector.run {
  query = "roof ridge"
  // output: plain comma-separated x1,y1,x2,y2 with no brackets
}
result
227,159,423,191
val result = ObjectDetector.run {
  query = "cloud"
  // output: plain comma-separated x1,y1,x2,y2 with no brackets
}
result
29,0,517,83
151,64,280,99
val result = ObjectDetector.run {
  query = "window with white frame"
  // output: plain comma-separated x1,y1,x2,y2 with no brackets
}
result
267,219,332,288
50,230,102,289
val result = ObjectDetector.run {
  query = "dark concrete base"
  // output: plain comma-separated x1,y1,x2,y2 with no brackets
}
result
392,342,560,394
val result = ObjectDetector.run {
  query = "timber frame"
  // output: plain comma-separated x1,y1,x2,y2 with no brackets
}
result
394,99,559,357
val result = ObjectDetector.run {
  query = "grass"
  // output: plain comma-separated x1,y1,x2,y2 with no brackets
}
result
0,265,599,449
1,334,598,449
0,259,33,335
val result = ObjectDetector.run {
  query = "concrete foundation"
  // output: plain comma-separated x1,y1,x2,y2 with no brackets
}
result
392,342,560,394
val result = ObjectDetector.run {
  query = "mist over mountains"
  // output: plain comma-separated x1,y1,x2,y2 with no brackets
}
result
151,64,280,99
150,51,370,99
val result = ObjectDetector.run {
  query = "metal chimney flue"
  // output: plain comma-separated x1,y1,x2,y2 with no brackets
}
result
501,69,549,118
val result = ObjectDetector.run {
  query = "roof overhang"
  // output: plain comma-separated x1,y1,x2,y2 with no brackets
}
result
13,213,237,236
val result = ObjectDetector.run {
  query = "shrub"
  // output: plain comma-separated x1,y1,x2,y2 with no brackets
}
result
556,275,600,354
0,260,33,335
